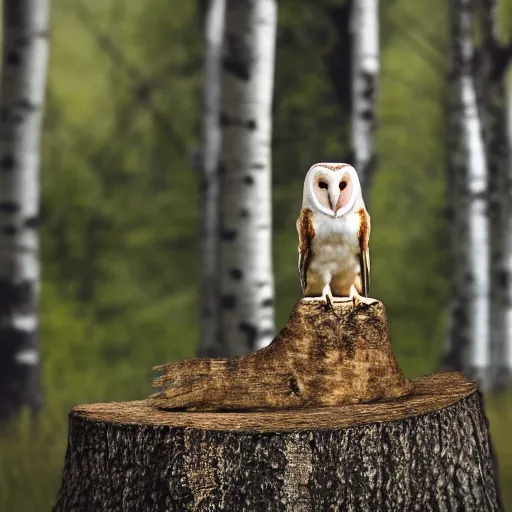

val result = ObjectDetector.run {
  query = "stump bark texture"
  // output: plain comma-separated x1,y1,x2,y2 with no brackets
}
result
53,373,503,512
151,298,412,410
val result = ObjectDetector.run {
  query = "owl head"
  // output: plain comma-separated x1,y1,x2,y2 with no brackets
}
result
302,163,363,218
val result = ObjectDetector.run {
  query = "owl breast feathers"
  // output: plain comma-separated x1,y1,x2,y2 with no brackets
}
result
297,163,370,298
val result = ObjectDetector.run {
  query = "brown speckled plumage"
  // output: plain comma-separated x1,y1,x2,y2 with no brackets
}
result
296,208,315,293
357,208,371,251
320,163,351,171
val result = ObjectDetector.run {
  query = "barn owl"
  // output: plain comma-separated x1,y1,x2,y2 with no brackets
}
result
296,163,370,307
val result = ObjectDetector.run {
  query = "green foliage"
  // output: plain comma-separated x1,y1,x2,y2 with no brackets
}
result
0,0,511,509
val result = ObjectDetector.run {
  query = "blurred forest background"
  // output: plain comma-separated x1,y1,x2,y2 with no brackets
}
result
0,0,511,509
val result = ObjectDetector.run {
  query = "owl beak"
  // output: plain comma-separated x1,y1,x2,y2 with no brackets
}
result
329,190,340,215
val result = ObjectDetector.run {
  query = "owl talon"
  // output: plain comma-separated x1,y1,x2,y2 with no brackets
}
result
349,284,362,309
321,284,335,311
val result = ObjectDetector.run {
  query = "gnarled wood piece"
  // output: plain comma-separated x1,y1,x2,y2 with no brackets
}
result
150,298,412,410
53,373,504,511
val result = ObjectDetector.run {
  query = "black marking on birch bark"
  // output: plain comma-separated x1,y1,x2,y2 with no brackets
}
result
0,327,39,420
1,225,17,236
15,99,38,112
222,33,250,81
24,216,39,228
249,163,265,170
6,51,20,66
256,281,267,288
220,113,242,127
261,298,274,308
0,156,15,171
0,202,19,213
222,57,250,81
229,268,243,280
361,109,375,122
221,229,237,241
238,321,257,349
243,175,254,185
471,191,487,200
11,114,24,125
220,114,257,130
0,280,37,315
221,295,236,310
240,208,250,218
13,37,30,47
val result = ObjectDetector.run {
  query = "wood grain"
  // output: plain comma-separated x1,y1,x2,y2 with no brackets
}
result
149,298,412,411
75,371,475,433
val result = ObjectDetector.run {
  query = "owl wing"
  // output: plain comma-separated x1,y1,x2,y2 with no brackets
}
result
358,209,371,296
296,208,315,294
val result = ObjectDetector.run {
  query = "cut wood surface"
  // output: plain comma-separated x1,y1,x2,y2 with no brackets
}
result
151,298,412,410
76,372,473,432
54,372,503,511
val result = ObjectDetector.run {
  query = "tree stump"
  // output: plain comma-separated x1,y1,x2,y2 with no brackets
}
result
150,298,412,410
53,373,503,511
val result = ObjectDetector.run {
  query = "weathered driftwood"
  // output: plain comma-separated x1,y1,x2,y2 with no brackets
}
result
53,372,503,511
151,298,412,410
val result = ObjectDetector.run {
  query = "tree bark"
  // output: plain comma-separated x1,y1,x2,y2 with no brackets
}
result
443,0,491,383
151,298,411,410
351,0,379,197
0,0,49,420
477,0,509,390
218,0,277,355
53,373,503,512
506,71,512,384
197,0,225,358
441,0,472,375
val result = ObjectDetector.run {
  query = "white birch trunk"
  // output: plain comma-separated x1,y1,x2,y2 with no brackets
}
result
458,0,490,383
505,71,512,381
477,0,508,389
440,76,471,373
218,0,277,355
0,0,49,419
351,0,379,195
197,0,225,357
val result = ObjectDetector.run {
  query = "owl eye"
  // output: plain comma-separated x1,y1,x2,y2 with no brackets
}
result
318,181,328,189
339,181,347,191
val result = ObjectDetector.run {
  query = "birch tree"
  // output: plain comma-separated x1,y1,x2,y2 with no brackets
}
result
218,0,277,355
197,0,225,357
441,35,470,375
456,0,490,384
505,70,512,386
477,0,511,389
0,0,49,420
351,0,379,196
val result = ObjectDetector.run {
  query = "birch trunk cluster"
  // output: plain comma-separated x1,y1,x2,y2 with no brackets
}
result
197,0,277,357
443,0,512,390
0,0,49,420
351,0,379,197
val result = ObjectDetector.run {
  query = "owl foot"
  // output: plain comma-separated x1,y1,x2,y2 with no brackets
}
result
349,284,363,309
321,284,335,311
